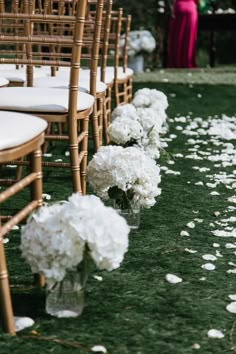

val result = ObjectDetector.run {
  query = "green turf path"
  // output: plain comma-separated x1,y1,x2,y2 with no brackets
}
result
1,79,236,354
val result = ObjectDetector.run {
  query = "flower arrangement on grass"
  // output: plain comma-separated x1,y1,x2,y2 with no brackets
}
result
108,89,169,160
21,194,129,290
86,145,161,210
120,30,156,58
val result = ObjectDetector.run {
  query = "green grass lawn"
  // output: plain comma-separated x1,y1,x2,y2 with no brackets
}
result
1,74,236,353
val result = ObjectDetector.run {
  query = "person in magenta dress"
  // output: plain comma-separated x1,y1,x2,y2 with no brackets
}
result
167,0,199,68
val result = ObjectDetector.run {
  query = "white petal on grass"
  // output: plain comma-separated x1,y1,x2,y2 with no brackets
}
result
187,221,195,229
213,243,220,248
14,316,35,332
212,229,236,237
43,153,52,157
227,269,236,274
93,275,103,282
199,277,207,281
229,295,236,301
91,345,107,353
194,218,203,223
185,248,197,254
165,274,183,284
201,263,216,271
195,181,204,186
54,159,63,162
211,191,220,196
165,170,181,176
65,151,70,156
228,262,236,267
180,230,190,237
191,343,201,349
226,302,236,313
228,196,236,204
207,329,224,339
214,211,221,217
215,250,223,258
202,254,217,261
3,238,9,244
192,210,199,214
225,243,236,249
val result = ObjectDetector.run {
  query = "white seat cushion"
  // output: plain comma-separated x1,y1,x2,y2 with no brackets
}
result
98,66,134,82
33,76,107,94
0,69,26,83
0,111,48,150
0,77,9,87
0,87,94,113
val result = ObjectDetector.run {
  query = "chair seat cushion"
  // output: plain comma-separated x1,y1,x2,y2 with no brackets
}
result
33,76,107,94
0,77,9,87
105,66,134,77
0,87,94,113
0,111,48,150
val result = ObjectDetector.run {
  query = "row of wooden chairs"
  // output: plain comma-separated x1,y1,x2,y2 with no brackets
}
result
0,0,133,335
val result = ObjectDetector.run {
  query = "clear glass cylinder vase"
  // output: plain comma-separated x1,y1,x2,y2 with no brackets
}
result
128,54,144,74
113,202,140,230
45,271,85,318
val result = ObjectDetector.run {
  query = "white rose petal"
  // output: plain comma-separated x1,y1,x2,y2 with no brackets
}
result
91,345,107,353
202,254,217,261
226,302,236,313
14,316,35,332
207,329,224,339
187,221,195,229
93,275,103,282
185,248,197,254
180,230,190,237
165,274,183,284
201,263,216,271
229,295,236,301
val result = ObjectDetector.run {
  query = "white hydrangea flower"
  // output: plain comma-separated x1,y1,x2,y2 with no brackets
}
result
87,146,161,209
136,107,166,132
111,103,138,122
120,30,156,57
21,202,85,287
21,195,130,286
65,194,129,271
107,116,144,145
132,88,169,111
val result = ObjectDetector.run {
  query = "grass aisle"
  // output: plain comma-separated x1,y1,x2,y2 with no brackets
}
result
1,82,236,354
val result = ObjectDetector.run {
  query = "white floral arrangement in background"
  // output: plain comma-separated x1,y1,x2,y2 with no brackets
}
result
120,30,156,58
21,194,129,288
132,88,169,112
107,89,169,160
87,145,161,210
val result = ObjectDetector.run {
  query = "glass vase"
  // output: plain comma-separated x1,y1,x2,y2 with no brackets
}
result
45,271,85,318
113,202,140,230
128,54,144,73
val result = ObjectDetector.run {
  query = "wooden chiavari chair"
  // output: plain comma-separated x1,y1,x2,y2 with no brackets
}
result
0,111,47,335
0,0,91,195
32,0,105,152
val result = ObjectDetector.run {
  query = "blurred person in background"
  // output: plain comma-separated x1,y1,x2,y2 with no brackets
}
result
167,0,200,68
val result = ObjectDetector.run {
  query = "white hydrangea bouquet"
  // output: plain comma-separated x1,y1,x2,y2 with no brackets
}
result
87,145,161,211
21,194,129,317
120,30,156,58
108,89,169,160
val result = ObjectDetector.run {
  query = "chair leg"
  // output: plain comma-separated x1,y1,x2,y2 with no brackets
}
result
69,120,82,194
80,115,89,195
0,234,15,335
97,96,104,147
30,148,45,288
103,86,112,144
91,99,101,152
